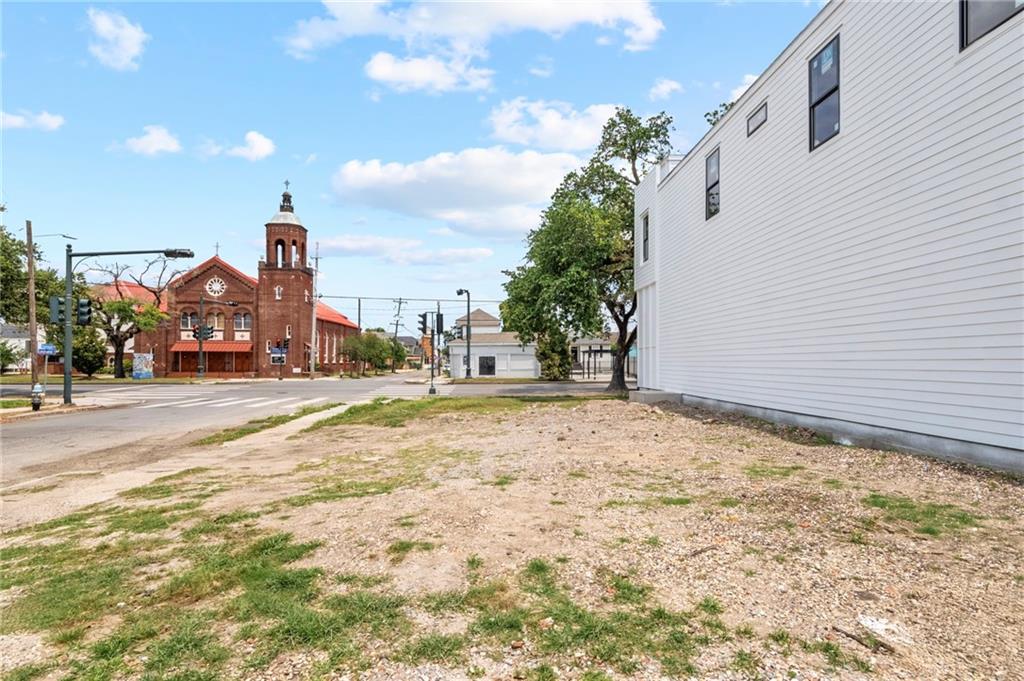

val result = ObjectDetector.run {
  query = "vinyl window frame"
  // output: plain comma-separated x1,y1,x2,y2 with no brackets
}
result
960,0,1023,50
747,100,768,137
705,148,720,221
641,212,650,262
808,34,840,151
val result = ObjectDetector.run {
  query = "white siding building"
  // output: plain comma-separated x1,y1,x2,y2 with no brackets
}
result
634,0,1023,471
448,309,540,379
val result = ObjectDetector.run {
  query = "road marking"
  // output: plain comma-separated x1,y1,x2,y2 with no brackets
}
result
243,397,301,408
136,398,211,409
173,399,220,408
209,398,268,408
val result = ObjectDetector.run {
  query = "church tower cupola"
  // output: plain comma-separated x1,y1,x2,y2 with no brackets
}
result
264,181,307,269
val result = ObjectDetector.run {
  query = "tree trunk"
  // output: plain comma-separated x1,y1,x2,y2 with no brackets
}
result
604,295,638,393
112,340,126,378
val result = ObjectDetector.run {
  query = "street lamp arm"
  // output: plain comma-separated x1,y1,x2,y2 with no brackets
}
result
71,248,193,258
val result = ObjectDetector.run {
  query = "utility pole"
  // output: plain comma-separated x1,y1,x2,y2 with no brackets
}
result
436,299,441,372
26,220,38,386
457,288,471,378
391,297,404,373
310,242,319,377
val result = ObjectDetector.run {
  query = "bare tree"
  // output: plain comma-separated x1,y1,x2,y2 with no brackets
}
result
128,256,184,308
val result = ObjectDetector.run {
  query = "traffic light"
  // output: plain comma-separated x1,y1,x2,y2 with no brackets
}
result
201,325,214,340
283,337,290,351
76,298,92,326
192,325,200,340
435,313,443,334
49,296,66,324
418,312,429,335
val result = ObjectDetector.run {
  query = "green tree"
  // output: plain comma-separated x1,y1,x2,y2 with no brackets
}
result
389,336,407,372
502,106,671,391
71,325,107,377
0,225,65,325
535,328,572,381
0,343,26,374
343,334,365,376
704,101,734,126
362,334,391,372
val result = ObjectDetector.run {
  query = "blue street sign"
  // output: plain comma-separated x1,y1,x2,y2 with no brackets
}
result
38,343,57,356
270,347,286,356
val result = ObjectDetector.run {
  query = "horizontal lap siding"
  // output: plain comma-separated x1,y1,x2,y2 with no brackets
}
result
648,0,1023,450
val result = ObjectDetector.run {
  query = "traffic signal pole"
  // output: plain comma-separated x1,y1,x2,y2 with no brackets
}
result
63,244,73,404
197,295,205,379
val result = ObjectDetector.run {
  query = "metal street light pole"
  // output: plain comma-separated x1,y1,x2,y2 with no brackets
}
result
62,247,193,404
457,288,471,378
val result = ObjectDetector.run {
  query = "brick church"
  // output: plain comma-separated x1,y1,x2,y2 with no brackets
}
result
130,189,358,377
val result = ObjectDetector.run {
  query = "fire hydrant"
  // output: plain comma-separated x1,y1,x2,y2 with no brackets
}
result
31,383,44,412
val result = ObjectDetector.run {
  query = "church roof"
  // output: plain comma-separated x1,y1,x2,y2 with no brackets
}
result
267,189,304,227
171,255,259,290
317,301,358,329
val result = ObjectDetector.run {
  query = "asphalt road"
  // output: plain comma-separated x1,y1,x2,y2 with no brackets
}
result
0,373,618,485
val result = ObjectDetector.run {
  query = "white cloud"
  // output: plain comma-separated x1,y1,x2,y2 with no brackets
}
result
0,110,65,131
489,98,617,151
429,226,456,237
121,125,181,156
319,234,493,265
528,55,554,78
332,146,579,235
197,138,224,159
648,77,682,101
86,8,149,71
595,35,613,46
226,131,276,161
284,2,663,58
365,52,493,92
304,153,318,165
730,73,758,102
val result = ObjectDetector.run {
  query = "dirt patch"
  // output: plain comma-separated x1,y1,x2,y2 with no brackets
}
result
1,399,1021,679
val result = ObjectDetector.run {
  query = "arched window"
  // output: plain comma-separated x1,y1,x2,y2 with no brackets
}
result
274,285,283,301
180,311,198,329
233,312,253,330
206,312,224,330
275,239,285,268
291,241,298,267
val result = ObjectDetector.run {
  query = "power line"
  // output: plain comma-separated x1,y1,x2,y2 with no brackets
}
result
320,294,503,304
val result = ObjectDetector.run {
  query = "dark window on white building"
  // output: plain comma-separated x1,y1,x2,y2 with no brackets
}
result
706,149,720,219
809,35,840,150
747,101,768,136
961,0,1022,48
642,213,650,262
479,356,496,376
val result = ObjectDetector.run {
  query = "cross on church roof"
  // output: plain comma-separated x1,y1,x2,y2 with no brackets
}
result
214,241,220,256
284,179,290,192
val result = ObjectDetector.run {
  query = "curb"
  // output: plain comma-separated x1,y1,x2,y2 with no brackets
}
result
0,403,107,424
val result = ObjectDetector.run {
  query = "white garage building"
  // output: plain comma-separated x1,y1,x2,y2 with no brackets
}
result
633,0,1023,471
448,309,540,379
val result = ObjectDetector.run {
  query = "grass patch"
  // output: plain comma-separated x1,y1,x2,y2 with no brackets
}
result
0,398,32,409
658,496,692,506
605,573,652,605
400,634,466,664
743,463,805,479
305,395,603,430
194,401,342,445
803,640,872,672
717,497,742,508
2,664,52,681
335,573,391,588
387,540,435,563
487,474,516,488
731,650,762,677
862,493,980,536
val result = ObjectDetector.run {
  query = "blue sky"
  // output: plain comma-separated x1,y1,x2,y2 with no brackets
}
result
2,1,819,332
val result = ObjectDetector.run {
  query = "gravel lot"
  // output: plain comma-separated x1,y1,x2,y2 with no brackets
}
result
2,397,1021,680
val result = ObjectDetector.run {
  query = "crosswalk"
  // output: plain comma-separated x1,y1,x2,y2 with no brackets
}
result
88,387,329,413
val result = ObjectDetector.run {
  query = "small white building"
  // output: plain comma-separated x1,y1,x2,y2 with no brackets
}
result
634,0,1023,471
448,308,540,379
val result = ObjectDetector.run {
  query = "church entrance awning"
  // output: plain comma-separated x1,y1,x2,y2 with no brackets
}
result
169,341,253,353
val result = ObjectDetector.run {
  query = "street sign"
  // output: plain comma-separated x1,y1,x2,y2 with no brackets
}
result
38,343,57,356
270,347,286,356
270,354,286,365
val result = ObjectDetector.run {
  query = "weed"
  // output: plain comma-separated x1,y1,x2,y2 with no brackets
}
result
717,497,742,508
400,634,465,664
324,591,407,632
823,478,844,489
488,474,516,488
466,554,484,571
803,640,871,672
644,536,662,547
528,664,558,681
849,531,868,545
335,573,391,588
744,463,805,479
731,650,761,677
2,664,51,681
734,624,755,639
567,470,589,479
387,540,435,563
862,493,979,536
697,596,723,616
658,496,692,506
605,573,651,605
